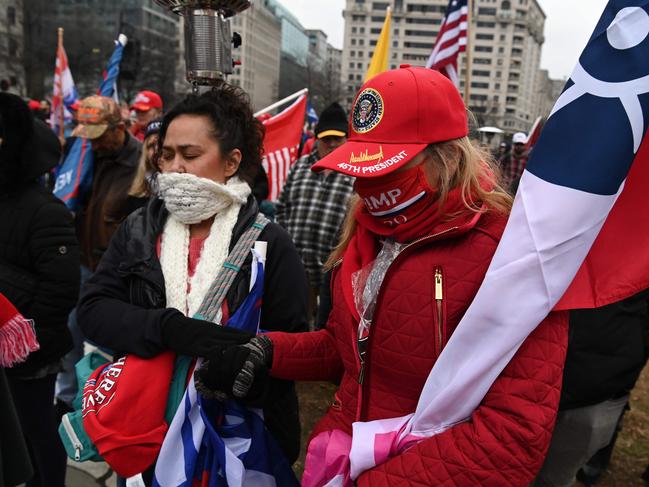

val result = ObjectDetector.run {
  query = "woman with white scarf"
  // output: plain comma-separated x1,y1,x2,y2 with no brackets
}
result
77,84,309,483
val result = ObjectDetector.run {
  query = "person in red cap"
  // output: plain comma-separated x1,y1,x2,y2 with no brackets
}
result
198,66,569,486
130,90,163,141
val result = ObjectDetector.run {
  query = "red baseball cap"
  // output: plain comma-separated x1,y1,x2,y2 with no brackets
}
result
313,65,468,178
130,90,163,112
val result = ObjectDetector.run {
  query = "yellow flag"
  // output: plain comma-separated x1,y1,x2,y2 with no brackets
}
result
365,7,392,82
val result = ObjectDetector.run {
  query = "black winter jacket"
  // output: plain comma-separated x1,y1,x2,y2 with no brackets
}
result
560,289,649,410
0,117,80,377
78,196,309,463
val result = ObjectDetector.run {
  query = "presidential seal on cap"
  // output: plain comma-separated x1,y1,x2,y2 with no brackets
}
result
71,96,122,140
312,65,468,178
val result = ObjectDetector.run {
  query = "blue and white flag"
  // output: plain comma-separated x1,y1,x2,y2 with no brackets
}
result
306,101,319,126
53,34,127,211
153,248,299,486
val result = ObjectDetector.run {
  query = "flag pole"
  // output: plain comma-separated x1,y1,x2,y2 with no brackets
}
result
254,88,308,118
464,0,473,105
57,27,65,142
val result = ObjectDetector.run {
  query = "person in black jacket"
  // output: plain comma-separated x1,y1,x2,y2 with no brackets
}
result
533,290,649,487
0,93,80,487
77,84,309,484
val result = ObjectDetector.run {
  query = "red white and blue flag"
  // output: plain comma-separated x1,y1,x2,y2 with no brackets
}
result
261,94,307,201
53,35,127,211
425,0,468,86
307,2,649,485
50,40,78,139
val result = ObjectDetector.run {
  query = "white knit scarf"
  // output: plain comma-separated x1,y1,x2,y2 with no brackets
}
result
159,175,251,318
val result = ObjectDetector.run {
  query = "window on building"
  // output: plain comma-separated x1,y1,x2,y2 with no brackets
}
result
477,7,497,15
350,50,356,56
349,74,354,80
495,83,501,89
476,33,494,40
352,27,357,33
349,62,355,68
406,18,440,25
474,58,492,65
357,62,363,68
499,46,505,53
393,40,398,47
471,82,489,89
8,37,18,57
472,70,491,77
360,27,366,33
7,6,16,25
359,39,365,45
407,4,443,13
370,40,377,46
352,39,357,45
371,28,382,34
475,46,493,52
502,0,511,9
352,15,366,21
476,21,495,28
373,2,390,10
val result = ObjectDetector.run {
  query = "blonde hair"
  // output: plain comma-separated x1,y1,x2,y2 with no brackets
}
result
128,134,158,198
324,137,512,269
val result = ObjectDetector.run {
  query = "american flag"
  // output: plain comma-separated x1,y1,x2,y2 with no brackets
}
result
425,0,469,86
261,94,307,201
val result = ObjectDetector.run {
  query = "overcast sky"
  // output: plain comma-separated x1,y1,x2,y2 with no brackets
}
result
278,0,609,80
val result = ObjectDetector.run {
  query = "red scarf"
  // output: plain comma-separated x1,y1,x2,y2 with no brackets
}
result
341,185,480,321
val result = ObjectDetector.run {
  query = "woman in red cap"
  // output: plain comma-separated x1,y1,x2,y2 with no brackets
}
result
198,67,568,486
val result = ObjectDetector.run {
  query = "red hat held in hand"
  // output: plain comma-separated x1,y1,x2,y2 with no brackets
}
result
313,65,468,178
0,292,39,367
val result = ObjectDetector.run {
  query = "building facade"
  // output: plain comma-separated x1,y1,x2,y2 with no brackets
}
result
341,0,556,134
23,0,179,103
0,0,25,96
229,1,282,111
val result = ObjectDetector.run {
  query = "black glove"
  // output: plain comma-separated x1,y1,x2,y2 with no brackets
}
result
161,311,253,357
194,335,273,406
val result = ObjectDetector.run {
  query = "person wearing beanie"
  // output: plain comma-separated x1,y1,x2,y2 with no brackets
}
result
125,118,163,214
203,66,568,486
0,93,80,487
275,102,355,326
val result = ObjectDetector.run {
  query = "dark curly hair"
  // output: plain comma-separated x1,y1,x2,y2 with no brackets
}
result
157,83,265,187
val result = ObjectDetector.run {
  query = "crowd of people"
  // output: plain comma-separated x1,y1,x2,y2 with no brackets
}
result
0,66,647,487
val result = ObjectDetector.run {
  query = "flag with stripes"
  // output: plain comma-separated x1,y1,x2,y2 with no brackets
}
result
50,41,78,138
425,0,468,86
261,94,307,201
53,35,126,211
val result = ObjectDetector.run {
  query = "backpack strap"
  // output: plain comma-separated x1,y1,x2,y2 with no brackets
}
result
194,213,269,323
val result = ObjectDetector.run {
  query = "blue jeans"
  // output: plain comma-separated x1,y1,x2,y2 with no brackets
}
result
55,265,92,407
